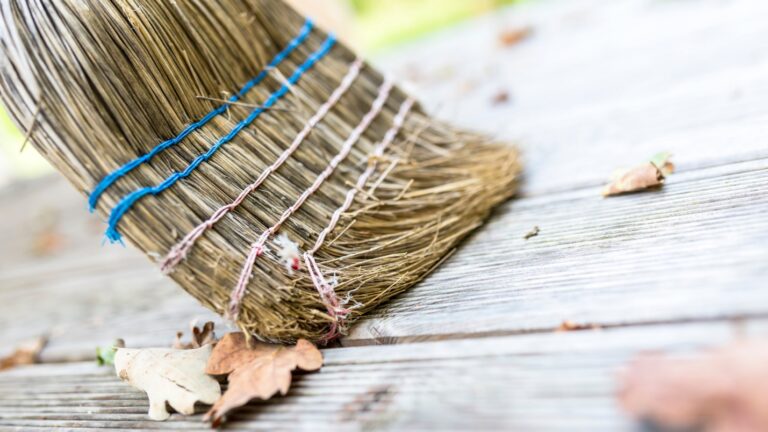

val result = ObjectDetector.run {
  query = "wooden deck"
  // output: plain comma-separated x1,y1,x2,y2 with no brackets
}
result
2,0,768,429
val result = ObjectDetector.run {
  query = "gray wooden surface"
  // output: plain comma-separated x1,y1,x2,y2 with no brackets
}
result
1,0,768,430
3,322,768,431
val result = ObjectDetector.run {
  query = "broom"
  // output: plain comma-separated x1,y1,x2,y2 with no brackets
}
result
0,0,521,343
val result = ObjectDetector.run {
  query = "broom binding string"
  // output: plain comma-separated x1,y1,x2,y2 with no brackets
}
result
228,77,396,321
0,0,522,344
304,96,416,342
104,34,337,243
87,19,315,212
160,57,366,274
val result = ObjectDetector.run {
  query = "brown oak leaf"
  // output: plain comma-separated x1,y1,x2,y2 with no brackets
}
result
204,333,323,426
618,341,768,432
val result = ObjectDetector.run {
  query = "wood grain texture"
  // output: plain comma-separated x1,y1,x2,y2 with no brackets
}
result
3,156,766,359
0,0,766,360
0,175,219,361
345,158,768,343
2,320,767,431
376,0,768,195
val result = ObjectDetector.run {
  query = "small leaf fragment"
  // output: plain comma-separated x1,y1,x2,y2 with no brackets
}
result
0,336,47,371
491,89,511,106
499,26,532,47
523,226,540,240
114,345,221,421
650,151,675,176
172,321,215,350
96,338,125,366
557,320,600,332
619,342,768,431
204,333,323,426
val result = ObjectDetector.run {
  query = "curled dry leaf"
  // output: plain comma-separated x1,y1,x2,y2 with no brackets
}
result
602,153,675,197
114,345,221,421
618,341,768,432
172,321,216,350
204,332,323,426
602,163,664,197
0,336,47,371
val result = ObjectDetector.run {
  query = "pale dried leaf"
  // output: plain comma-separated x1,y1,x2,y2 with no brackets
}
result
602,163,664,197
114,345,221,421
204,333,323,426
0,336,47,371
618,341,768,432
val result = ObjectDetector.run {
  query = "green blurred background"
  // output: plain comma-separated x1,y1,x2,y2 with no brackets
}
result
0,0,516,185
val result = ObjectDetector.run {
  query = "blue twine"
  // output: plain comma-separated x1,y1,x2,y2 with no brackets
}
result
87,20,315,212
104,35,337,243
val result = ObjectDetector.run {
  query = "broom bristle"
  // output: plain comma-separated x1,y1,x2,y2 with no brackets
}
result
0,0,521,342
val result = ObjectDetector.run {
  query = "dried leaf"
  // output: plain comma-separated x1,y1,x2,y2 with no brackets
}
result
204,333,323,426
603,153,676,197
557,320,600,332
114,345,221,421
491,89,511,106
30,208,64,256
602,163,664,197
0,336,47,371
499,26,532,47
96,338,125,366
31,229,65,256
172,321,215,350
619,341,768,431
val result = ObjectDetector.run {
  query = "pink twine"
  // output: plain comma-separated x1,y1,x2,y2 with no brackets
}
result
160,58,365,274
228,77,396,320
303,97,415,341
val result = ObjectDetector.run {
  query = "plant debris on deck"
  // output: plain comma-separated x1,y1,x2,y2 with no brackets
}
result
602,152,675,197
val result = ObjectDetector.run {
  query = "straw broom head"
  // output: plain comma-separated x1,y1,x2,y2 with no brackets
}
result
0,0,521,342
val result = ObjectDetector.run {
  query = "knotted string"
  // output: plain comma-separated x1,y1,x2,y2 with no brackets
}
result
88,20,314,212
227,77,395,320
304,96,415,342
160,57,365,273
104,35,337,243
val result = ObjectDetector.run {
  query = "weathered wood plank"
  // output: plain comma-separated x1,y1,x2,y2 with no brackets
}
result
2,0,768,359
1,320,765,431
377,0,768,195
2,157,767,359
346,158,768,343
